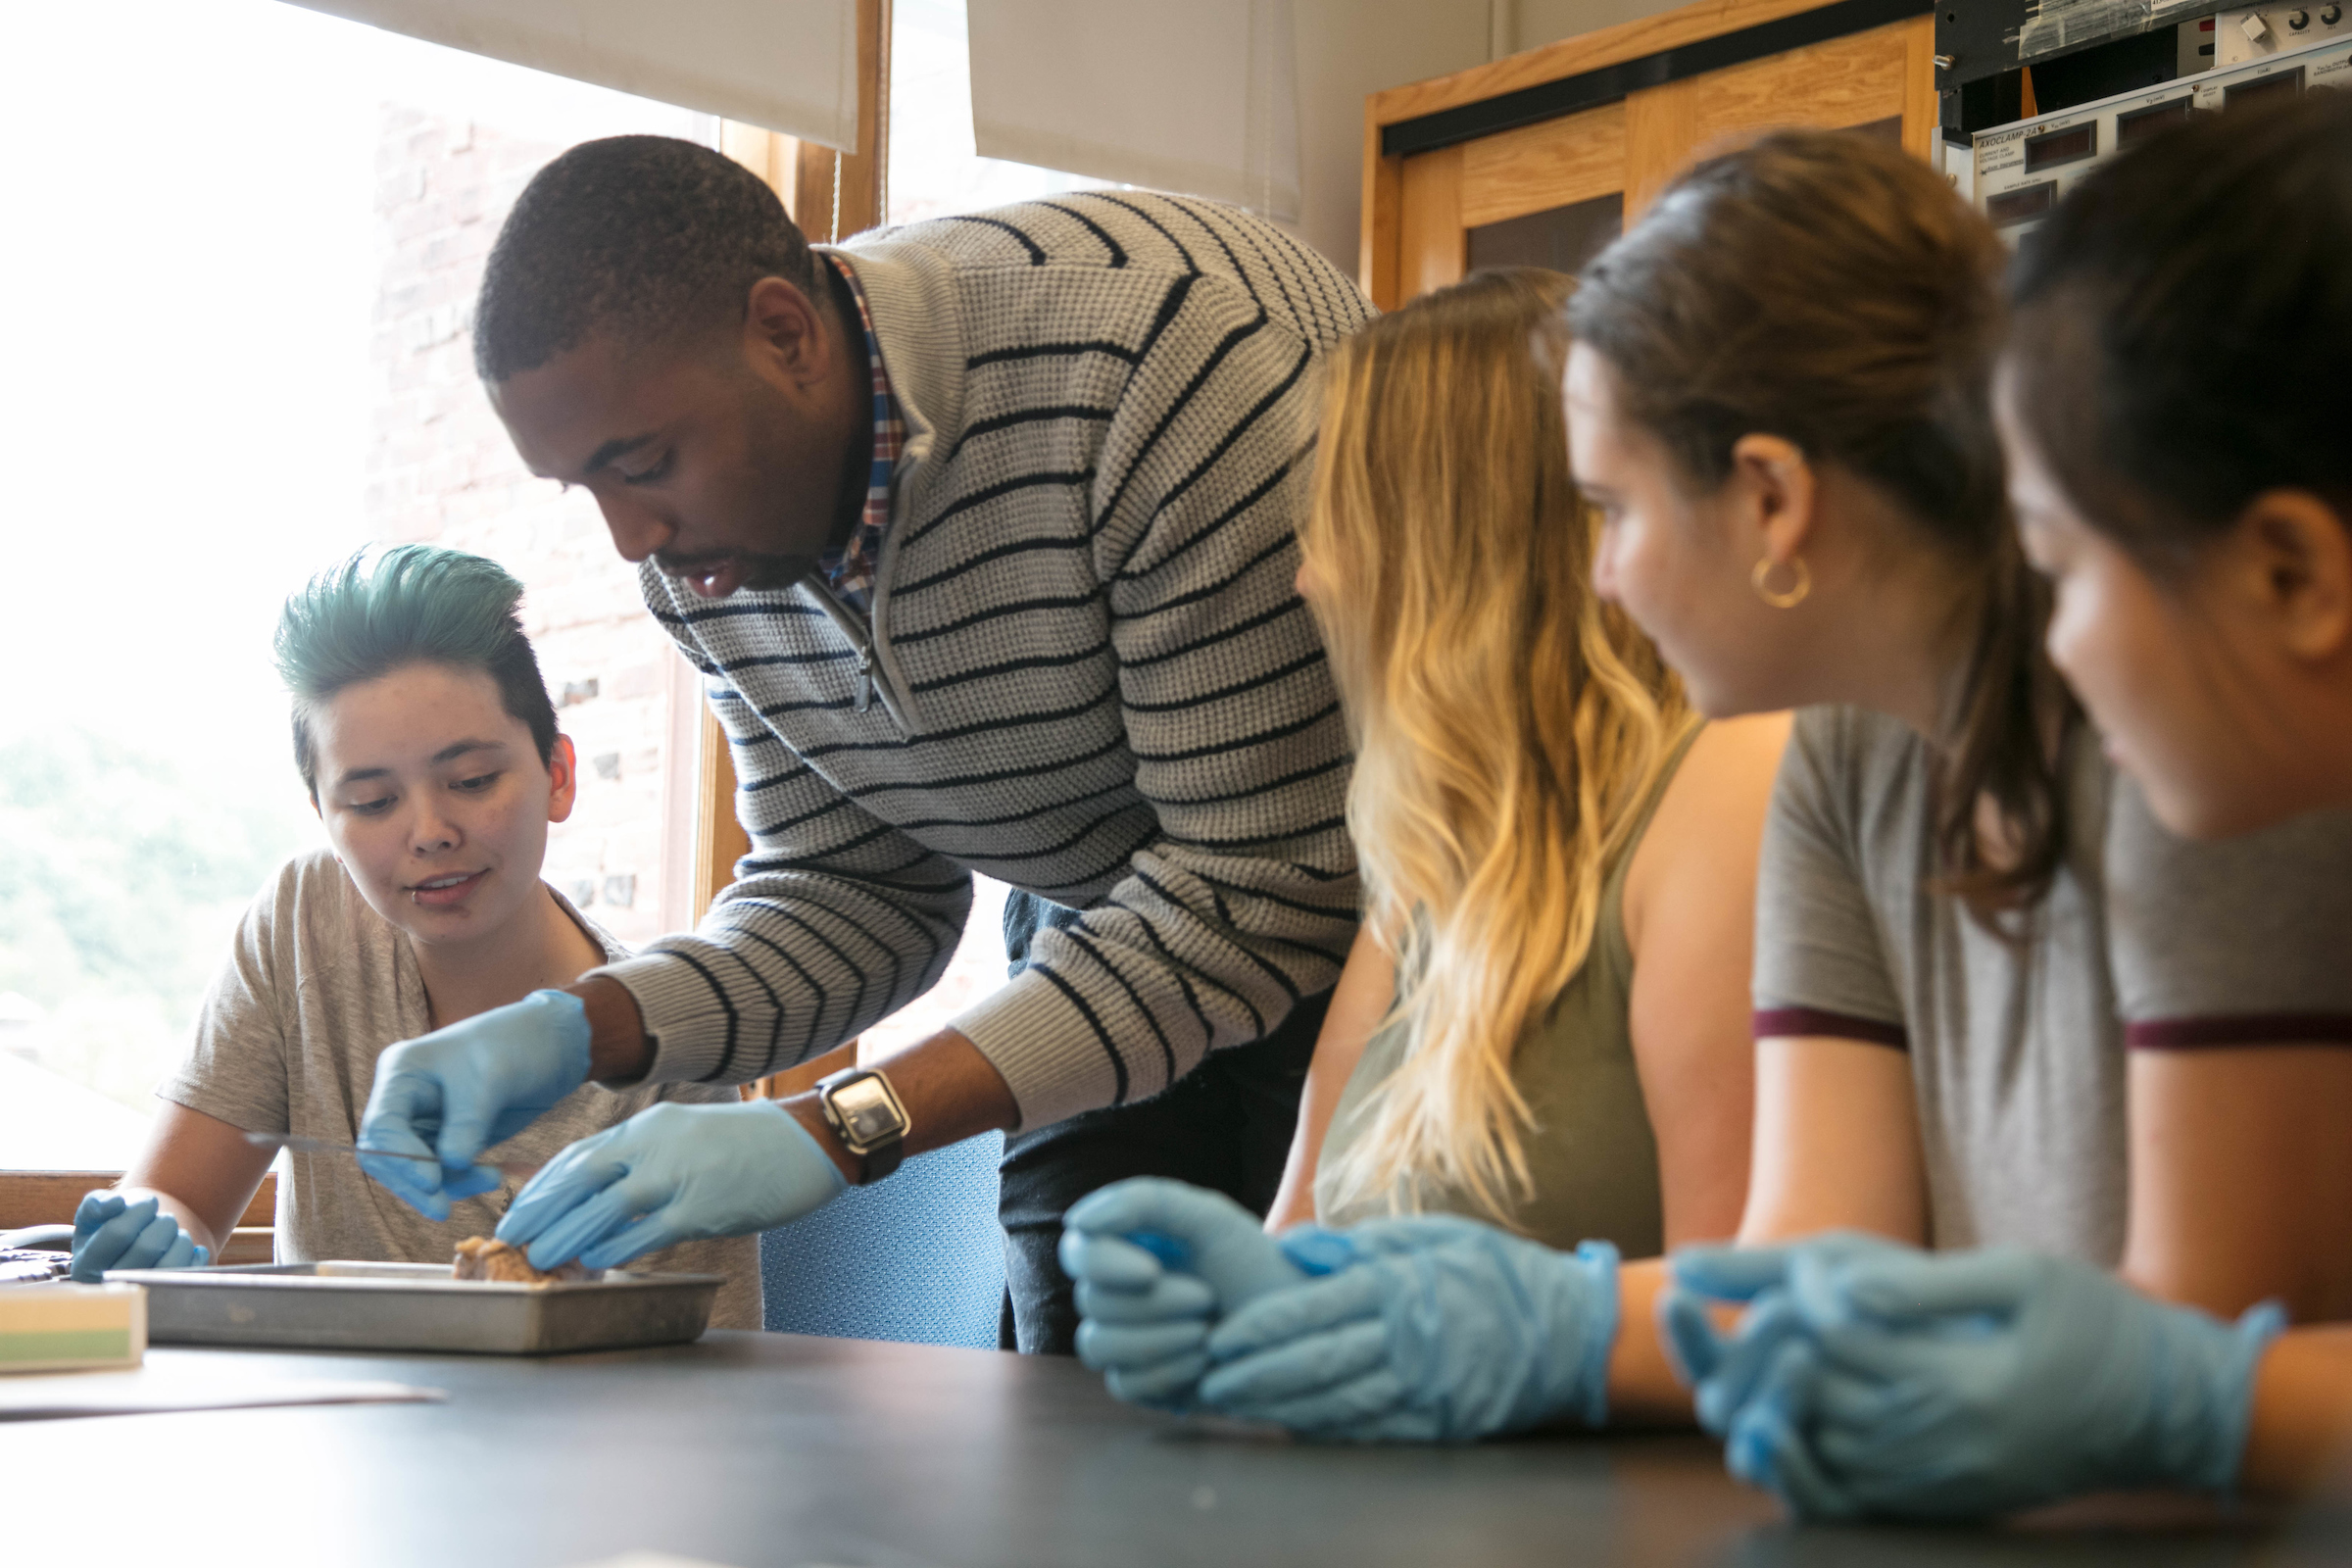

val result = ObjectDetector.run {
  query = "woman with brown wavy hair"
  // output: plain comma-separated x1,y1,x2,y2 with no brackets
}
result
1060,269,1785,1440
1576,126,2352,1321
1667,94,2352,1523
1266,267,1783,1255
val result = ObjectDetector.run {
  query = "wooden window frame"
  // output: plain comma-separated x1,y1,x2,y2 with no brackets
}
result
706,0,892,931
714,0,892,1102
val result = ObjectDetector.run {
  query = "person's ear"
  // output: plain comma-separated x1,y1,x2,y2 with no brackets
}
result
546,733,579,825
1727,433,1817,567
2233,489,2352,666
741,274,833,392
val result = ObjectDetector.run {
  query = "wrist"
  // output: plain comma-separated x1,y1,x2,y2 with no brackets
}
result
566,977,653,1083
781,1094,859,1185
1562,1241,1622,1430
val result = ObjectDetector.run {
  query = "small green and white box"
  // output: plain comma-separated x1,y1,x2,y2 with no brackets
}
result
0,1283,146,1373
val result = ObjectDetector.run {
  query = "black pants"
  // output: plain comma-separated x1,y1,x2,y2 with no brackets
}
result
997,890,1327,1354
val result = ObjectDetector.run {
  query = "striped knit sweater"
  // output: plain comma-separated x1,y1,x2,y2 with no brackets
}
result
593,192,1373,1129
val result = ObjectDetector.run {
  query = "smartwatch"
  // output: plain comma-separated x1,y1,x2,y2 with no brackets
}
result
814,1066,910,1185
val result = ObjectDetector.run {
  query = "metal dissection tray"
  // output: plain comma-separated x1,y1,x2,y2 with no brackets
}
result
104,1261,723,1355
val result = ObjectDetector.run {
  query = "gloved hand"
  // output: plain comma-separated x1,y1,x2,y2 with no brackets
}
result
1658,1231,1912,1439
1060,1230,1220,1410
1059,1178,1316,1411
1199,1215,1621,1442
71,1192,210,1283
495,1100,848,1270
1672,1240,2286,1521
356,988,593,1220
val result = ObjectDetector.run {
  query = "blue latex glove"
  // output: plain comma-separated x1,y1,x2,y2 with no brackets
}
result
1658,1231,1907,1438
495,1100,848,1270
356,988,593,1220
1673,1239,2287,1521
1059,1178,1315,1411
1064,1178,1314,1306
1061,1230,1220,1410
1200,1215,1620,1442
71,1192,210,1282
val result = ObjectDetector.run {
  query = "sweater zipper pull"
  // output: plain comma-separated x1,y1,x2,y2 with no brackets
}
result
855,645,875,713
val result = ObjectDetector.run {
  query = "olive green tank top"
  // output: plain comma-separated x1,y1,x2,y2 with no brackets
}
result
1313,722,1704,1258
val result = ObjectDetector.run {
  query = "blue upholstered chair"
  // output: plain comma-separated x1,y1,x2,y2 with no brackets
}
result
759,1129,1006,1348
760,891,1065,1348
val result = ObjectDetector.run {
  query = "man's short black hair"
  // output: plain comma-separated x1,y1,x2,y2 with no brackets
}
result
474,134,816,383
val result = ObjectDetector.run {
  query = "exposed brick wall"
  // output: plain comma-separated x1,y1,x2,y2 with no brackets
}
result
366,104,678,947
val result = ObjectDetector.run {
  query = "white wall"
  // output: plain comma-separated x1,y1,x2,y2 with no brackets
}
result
1286,0,1687,277
1513,0,1689,52
1286,1,1488,275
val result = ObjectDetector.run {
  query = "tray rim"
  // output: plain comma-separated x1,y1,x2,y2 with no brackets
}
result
104,1261,727,1295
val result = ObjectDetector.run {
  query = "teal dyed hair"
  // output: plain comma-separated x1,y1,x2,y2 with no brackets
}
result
274,545,559,800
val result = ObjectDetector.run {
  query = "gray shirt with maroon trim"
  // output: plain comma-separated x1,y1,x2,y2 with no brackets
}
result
159,848,762,1329
1753,706,2352,1265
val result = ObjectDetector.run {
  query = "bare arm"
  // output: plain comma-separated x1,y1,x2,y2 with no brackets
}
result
1600,1033,1928,1423
739,1041,863,1103
1621,714,1788,1246
2125,1050,2352,1321
118,1102,276,1258
1738,1036,1928,1245
1264,928,1396,1232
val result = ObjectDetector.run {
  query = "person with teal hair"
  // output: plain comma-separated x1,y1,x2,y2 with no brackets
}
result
68,544,762,1326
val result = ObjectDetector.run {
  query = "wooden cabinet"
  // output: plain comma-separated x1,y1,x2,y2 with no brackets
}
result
1363,0,1936,309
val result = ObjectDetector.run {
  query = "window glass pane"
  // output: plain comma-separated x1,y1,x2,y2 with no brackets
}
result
1,0,710,1167
889,0,1110,225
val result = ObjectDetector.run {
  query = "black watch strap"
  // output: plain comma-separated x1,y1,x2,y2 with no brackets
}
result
853,1133,904,1186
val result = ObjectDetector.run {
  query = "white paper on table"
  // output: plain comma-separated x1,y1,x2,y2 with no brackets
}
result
0,1364,446,1421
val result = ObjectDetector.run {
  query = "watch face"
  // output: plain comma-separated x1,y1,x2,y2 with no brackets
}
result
833,1078,906,1148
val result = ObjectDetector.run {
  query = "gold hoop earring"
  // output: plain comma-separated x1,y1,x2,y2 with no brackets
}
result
1751,555,1811,610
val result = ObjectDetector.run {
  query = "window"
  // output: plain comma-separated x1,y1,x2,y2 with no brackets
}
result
3,0,1129,1167
1,0,710,1166
888,0,1109,224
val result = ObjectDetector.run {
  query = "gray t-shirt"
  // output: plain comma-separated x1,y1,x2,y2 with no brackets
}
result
2106,784,2352,1046
160,849,761,1330
1754,706,2352,1266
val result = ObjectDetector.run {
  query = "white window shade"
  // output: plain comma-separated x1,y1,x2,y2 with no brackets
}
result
277,0,863,151
967,0,1300,220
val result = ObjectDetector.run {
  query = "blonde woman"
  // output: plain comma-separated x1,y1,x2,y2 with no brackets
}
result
1061,270,1784,1422
1260,268,1785,1258
1011,267,1749,1278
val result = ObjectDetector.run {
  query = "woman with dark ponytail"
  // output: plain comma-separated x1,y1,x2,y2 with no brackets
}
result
1674,95,2352,1519
1575,122,2352,1302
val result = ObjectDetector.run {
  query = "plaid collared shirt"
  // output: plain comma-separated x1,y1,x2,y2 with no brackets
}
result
817,254,904,616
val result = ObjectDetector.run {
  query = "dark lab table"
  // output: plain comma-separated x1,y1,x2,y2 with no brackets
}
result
7,1332,2342,1568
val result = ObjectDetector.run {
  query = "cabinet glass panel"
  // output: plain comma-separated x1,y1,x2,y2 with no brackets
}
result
1467,192,1625,278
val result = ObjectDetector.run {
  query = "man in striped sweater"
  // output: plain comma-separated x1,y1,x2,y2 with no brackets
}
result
355,136,1368,1349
